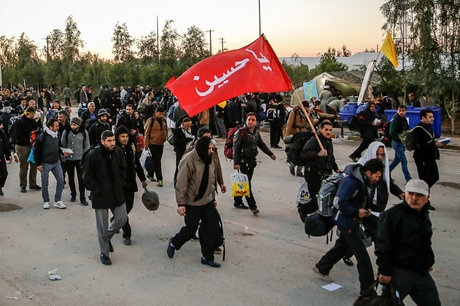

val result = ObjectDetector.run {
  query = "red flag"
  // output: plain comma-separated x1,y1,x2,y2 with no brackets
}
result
166,35,292,117
165,76,176,87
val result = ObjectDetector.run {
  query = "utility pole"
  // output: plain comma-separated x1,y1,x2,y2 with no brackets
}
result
206,29,215,55
219,38,225,53
157,16,160,61
258,0,261,36
0,57,3,90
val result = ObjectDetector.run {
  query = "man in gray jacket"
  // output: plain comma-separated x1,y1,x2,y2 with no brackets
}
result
34,118,65,209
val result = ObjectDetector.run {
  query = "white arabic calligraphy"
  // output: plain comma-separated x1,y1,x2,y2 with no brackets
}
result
246,48,272,71
194,58,250,97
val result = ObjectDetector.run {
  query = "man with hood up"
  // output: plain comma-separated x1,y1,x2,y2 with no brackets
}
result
312,158,385,298
167,136,222,268
349,102,381,161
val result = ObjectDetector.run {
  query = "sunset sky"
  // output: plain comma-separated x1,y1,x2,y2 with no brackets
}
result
1,0,388,59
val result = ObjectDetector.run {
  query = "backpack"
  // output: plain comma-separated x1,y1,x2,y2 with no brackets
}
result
168,104,176,121
198,208,225,261
317,172,346,217
399,125,432,152
286,130,314,166
78,107,88,117
8,115,22,144
381,121,392,147
348,114,361,131
46,109,58,121
29,129,44,164
224,126,247,160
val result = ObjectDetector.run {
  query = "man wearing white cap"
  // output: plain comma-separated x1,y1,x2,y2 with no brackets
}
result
375,179,441,306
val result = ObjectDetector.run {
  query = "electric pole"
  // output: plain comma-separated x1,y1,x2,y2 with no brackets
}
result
157,16,160,61
206,29,215,55
219,38,225,53
258,0,261,36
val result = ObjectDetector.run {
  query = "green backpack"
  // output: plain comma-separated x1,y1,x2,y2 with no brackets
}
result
399,125,432,151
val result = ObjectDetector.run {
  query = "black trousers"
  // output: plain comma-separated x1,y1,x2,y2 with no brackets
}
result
64,160,85,201
0,158,7,188
384,268,441,306
233,161,257,210
270,120,283,147
344,216,379,259
317,224,374,295
350,137,374,158
171,202,218,261
414,157,439,188
148,144,164,180
122,191,135,238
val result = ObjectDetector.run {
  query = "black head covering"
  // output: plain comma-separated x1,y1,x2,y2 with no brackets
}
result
194,136,212,202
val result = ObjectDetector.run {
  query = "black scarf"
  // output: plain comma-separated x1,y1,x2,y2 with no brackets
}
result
194,136,212,202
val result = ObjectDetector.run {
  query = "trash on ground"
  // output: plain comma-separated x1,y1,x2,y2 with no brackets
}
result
321,283,343,291
47,268,62,281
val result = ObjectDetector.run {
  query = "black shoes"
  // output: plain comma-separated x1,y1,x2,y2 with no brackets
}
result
201,257,221,268
100,254,112,265
234,203,249,209
190,234,199,242
271,145,282,149
251,208,260,216
123,237,132,245
167,238,175,258
342,257,354,266
296,171,304,177
80,199,89,206
109,240,114,253
30,185,41,190
0,188,4,197
70,195,76,202
20,186,26,193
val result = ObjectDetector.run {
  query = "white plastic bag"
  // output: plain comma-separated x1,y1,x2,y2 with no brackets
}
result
296,179,311,205
139,148,151,169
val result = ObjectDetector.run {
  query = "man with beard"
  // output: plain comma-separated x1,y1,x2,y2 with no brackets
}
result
82,130,127,265
115,126,147,245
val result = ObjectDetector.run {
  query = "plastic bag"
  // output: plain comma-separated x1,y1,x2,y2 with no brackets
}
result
139,148,151,169
296,179,311,205
230,171,250,197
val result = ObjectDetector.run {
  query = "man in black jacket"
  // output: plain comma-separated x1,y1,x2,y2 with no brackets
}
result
35,118,66,209
389,105,411,182
115,126,147,245
233,112,276,215
226,98,242,129
376,179,441,306
349,102,381,161
88,109,111,145
0,124,12,196
83,130,128,265
13,106,41,193
299,121,338,220
267,94,286,148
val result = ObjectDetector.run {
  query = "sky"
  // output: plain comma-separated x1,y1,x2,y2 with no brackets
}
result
1,0,388,59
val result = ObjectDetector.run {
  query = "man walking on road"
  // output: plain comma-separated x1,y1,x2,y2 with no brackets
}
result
34,118,66,209
233,112,276,215
389,105,411,182
82,130,128,265
376,179,441,306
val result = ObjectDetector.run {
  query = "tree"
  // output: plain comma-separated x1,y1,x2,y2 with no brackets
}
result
310,47,348,76
181,25,209,67
137,31,159,60
160,20,181,66
63,16,83,61
112,22,135,62
45,29,65,61
381,0,460,134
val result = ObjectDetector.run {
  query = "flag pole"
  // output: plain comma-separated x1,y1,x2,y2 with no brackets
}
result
292,84,325,151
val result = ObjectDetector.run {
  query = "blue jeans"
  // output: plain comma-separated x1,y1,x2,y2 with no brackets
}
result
390,141,411,182
41,161,64,202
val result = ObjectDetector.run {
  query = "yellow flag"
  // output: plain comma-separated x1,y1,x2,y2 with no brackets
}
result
218,101,227,108
381,31,398,68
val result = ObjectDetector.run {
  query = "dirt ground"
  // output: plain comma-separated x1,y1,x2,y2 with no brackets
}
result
1,131,459,306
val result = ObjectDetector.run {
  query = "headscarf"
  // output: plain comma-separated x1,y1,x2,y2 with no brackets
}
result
358,141,390,192
44,126,58,138
194,136,212,202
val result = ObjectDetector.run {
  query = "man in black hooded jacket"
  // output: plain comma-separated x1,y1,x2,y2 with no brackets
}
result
115,125,147,245
349,102,381,161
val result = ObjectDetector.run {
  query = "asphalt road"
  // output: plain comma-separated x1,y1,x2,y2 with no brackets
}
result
1,131,459,305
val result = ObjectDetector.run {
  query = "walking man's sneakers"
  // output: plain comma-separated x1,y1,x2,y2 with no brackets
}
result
167,238,175,258
312,265,333,282
43,202,50,209
53,201,66,209
100,254,112,265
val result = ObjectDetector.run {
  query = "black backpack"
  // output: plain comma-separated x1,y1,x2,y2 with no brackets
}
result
198,208,225,261
286,131,314,166
381,121,392,147
348,114,361,131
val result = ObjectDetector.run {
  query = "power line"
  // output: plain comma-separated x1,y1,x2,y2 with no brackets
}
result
219,38,225,53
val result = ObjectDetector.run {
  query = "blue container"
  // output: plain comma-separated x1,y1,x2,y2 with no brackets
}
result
339,104,359,121
384,107,442,138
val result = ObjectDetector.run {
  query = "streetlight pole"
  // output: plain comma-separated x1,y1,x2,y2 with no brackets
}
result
258,0,261,36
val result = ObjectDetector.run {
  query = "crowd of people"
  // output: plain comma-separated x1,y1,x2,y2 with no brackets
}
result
0,84,445,305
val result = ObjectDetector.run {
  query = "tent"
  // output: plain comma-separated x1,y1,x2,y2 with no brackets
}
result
290,71,382,105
